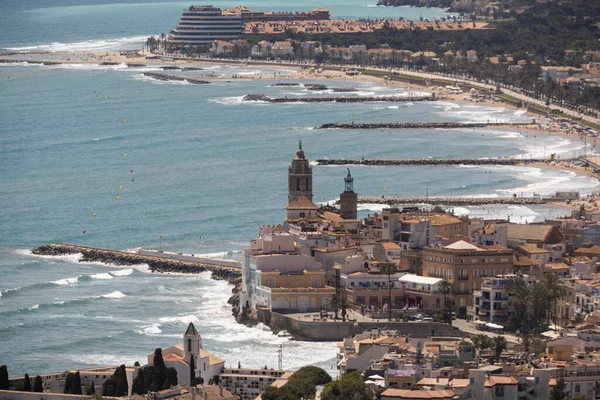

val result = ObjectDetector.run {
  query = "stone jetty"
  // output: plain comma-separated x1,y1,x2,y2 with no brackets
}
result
142,72,209,85
317,122,533,130
126,63,146,67
31,243,240,283
358,196,549,206
242,94,432,103
315,158,574,167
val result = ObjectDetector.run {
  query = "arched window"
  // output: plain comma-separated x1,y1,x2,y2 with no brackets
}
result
188,338,192,351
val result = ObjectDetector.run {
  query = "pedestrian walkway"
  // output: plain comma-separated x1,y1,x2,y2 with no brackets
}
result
452,319,520,344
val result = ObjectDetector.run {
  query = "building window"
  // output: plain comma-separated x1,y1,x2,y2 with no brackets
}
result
188,338,192,351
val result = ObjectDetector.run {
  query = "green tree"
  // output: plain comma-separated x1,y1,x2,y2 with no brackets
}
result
262,366,331,400
166,367,178,387
439,280,453,324
115,365,128,397
327,293,341,320
132,371,145,395
85,382,96,395
23,374,31,392
494,336,507,362
338,295,350,322
33,375,43,393
153,348,165,370
550,378,567,400
0,365,9,390
321,371,373,400
72,371,82,395
189,354,196,386
134,361,140,367
380,262,399,321
64,372,74,394
545,274,566,329
471,334,493,351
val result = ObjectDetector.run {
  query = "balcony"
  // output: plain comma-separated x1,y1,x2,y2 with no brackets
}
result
458,275,469,281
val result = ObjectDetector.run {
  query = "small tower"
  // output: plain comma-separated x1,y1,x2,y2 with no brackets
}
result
183,322,201,365
339,168,358,220
288,141,313,204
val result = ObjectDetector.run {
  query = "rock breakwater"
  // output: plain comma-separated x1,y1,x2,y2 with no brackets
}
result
318,122,533,130
242,94,431,103
315,158,572,166
358,196,548,206
142,72,209,85
31,243,240,283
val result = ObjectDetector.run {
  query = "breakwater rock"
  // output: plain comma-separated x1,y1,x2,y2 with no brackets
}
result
142,72,209,85
306,84,328,90
31,243,241,283
272,83,301,87
315,158,570,166
318,122,532,130
127,63,146,67
181,67,203,71
242,93,432,103
358,196,548,206
100,62,119,66
161,66,181,70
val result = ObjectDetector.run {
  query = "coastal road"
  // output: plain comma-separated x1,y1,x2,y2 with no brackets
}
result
452,319,520,345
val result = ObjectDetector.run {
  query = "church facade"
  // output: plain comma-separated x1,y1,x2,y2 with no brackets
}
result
145,323,224,386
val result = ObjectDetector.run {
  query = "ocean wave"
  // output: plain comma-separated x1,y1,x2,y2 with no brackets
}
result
90,272,113,280
210,96,246,105
110,268,134,277
135,323,163,336
100,291,126,299
159,314,200,325
5,35,149,53
51,276,80,285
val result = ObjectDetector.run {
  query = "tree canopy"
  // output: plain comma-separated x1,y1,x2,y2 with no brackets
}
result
321,371,373,400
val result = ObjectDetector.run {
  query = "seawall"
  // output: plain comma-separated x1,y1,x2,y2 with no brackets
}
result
316,122,533,130
242,94,432,103
142,72,209,85
261,311,462,341
357,196,549,206
31,243,241,283
315,158,573,166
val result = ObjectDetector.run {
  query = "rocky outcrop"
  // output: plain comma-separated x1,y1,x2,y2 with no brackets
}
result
332,88,357,92
31,243,240,283
242,94,431,103
100,62,119,66
142,72,209,85
272,83,301,87
316,158,574,166
305,84,328,90
181,67,203,71
317,122,532,130
242,94,272,102
228,283,259,327
127,63,146,67
376,0,491,13
161,66,181,70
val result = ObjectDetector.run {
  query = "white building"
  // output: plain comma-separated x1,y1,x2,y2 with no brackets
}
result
145,323,224,386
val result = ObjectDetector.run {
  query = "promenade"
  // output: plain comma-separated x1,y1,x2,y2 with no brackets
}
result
316,158,573,166
357,196,548,206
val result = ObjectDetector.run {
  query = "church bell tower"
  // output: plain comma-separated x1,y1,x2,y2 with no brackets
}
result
288,141,313,204
339,168,358,220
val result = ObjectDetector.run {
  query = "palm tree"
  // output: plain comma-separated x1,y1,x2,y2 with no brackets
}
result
338,295,350,322
545,274,566,330
493,336,507,362
160,33,167,55
438,280,453,324
379,262,398,321
327,293,341,320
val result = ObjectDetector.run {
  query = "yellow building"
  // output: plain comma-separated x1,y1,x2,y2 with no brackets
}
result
260,269,335,311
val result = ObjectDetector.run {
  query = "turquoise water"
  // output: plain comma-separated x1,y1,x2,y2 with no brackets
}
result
0,0,597,378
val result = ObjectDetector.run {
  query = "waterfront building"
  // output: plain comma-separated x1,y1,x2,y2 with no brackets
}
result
241,228,334,312
422,241,513,317
146,322,224,387
223,6,329,23
287,141,312,204
169,5,243,46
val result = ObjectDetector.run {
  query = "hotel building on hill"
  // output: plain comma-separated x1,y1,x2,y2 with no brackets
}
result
170,5,243,46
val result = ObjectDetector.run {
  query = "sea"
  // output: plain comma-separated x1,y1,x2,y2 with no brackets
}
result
1,0,599,379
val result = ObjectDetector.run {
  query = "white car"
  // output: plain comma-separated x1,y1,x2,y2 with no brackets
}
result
413,314,424,320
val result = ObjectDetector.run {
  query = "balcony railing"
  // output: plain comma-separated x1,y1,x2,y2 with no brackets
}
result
458,275,469,280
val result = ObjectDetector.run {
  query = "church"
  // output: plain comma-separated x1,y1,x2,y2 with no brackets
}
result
285,141,358,229
145,322,224,386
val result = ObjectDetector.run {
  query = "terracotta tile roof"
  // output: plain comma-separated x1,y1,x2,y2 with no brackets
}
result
200,349,224,365
381,389,455,399
381,242,401,250
507,224,556,242
518,245,550,254
485,376,518,387
285,196,318,210
428,214,462,225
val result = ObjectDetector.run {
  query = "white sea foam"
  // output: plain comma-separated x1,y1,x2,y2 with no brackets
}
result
28,304,39,310
101,291,127,299
110,268,134,277
140,323,162,335
52,276,80,285
159,314,200,325
6,35,149,52
91,273,113,280
208,96,246,106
